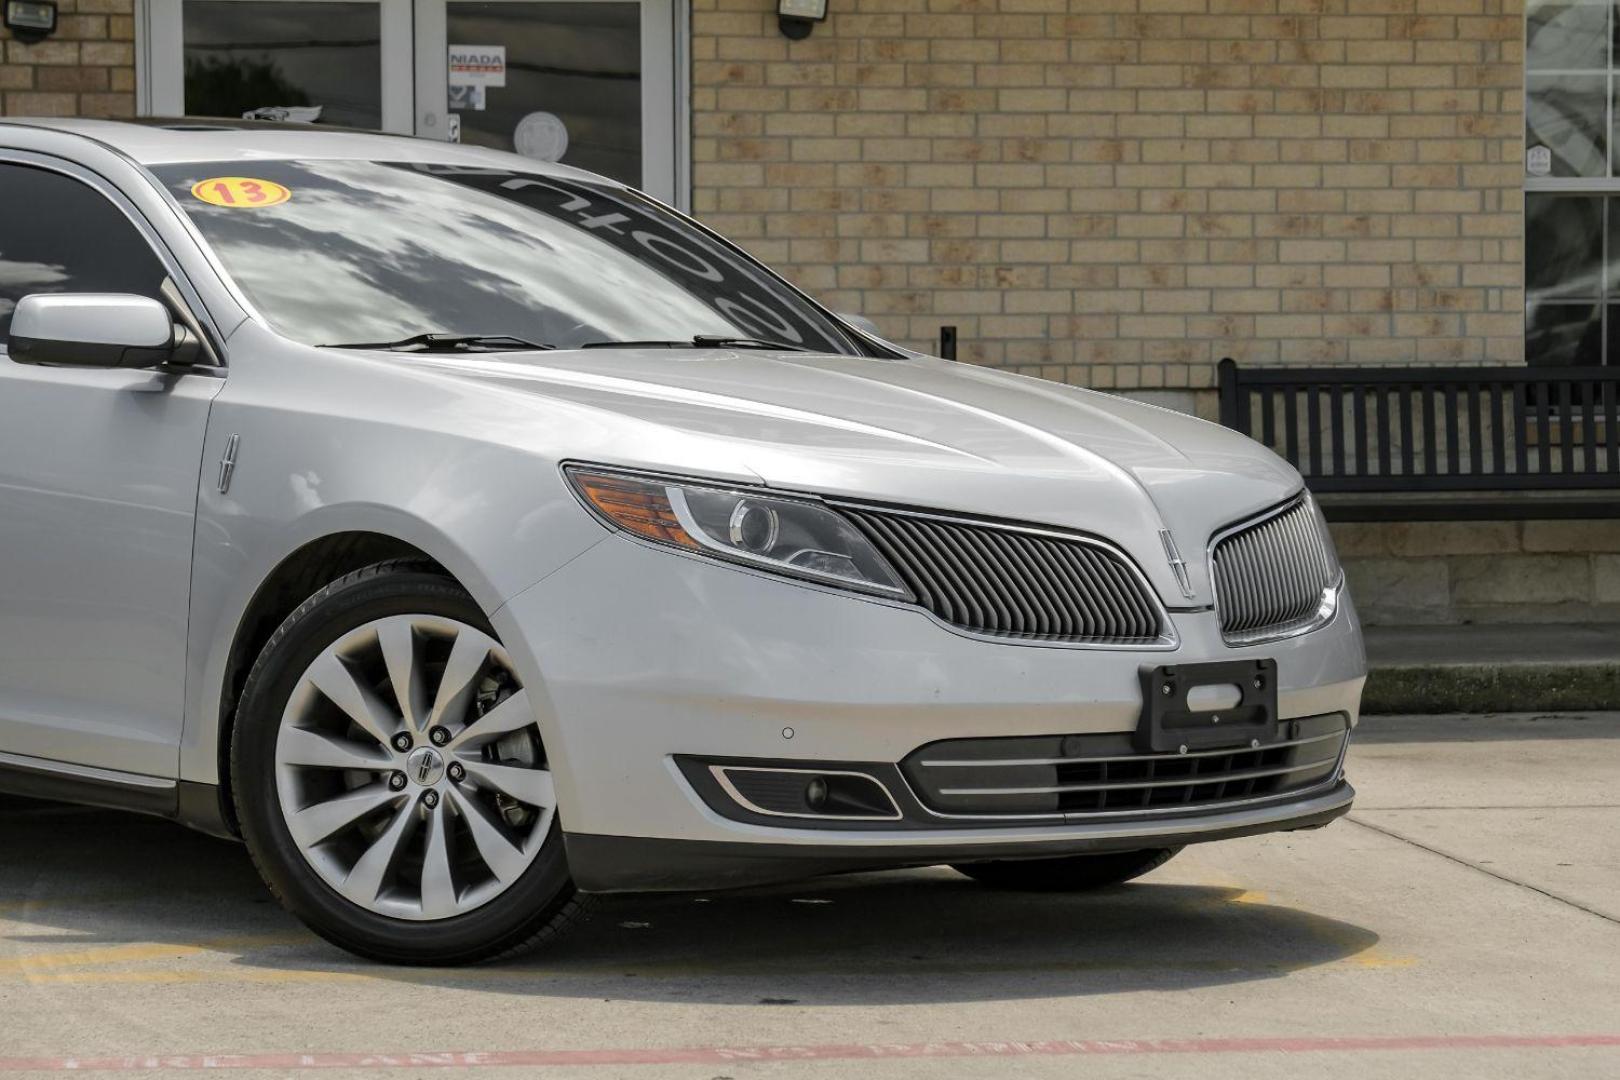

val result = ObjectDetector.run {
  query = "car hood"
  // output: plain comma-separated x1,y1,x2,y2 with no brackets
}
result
407,348,1303,606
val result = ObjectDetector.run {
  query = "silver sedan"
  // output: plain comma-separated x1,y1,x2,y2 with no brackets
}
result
0,118,1364,964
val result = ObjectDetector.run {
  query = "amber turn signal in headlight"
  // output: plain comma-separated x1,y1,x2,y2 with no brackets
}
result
567,466,910,598
569,469,698,549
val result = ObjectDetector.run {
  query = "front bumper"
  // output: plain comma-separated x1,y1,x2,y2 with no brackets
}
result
561,779,1354,891
492,534,1366,892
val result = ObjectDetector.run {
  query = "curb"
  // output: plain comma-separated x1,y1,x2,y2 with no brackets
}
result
1363,662,1620,714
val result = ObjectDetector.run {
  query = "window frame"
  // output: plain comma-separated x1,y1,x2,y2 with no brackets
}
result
0,150,227,367
1524,1,1620,365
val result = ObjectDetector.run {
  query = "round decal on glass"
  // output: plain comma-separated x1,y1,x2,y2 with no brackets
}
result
514,112,569,162
191,177,292,208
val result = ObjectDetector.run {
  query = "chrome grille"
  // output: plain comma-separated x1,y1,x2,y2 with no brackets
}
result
902,714,1348,819
1211,497,1338,644
841,508,1165,645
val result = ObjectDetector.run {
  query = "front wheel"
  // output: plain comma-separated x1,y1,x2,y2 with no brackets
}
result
951,848,1181,891
231,561,590,964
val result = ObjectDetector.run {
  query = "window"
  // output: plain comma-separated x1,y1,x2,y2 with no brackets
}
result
181,1,383,128
152,158,866,355
0,164,169,341
1524,2,1620,365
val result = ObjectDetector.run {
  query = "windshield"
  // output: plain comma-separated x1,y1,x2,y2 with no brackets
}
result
151,160,865,354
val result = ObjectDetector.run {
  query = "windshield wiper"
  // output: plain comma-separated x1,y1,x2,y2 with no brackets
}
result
322,333,555,353
578,335,816,354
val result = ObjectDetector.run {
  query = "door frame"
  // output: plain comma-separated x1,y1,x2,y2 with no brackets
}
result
414,0,682,206
135,0,689,207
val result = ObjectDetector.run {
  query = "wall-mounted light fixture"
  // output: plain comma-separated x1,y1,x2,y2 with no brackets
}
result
777,0,827,40
3,0,57,43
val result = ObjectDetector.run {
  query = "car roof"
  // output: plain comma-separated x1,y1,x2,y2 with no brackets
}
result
0,116,597,178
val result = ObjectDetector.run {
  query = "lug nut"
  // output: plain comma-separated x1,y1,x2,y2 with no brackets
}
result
429,726,450,746
447,761,465,782
388,771,407,791
391,732,412,752
422,790,439,809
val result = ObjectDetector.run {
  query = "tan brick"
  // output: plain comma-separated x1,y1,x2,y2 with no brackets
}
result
1522,522,1620,555
681,0,1526,379
4,91,77,115
1451,556,1591,607
35,66,107,92
1343,558,1453,623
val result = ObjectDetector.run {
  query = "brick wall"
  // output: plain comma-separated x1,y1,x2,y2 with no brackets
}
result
0,0,137,119
1335,520,1620,625
691,0,1526,397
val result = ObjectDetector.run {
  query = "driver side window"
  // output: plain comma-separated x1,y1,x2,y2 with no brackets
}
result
0,163,169,341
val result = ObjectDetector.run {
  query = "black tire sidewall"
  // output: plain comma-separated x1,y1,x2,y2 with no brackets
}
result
231,565,576,965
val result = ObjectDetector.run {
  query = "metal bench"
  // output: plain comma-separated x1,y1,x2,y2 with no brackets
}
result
1216,359,1620,521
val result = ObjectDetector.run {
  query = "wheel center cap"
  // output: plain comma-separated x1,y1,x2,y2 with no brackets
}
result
405,746,445,786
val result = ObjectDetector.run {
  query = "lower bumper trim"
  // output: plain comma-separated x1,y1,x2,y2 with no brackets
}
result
565,780,1354,892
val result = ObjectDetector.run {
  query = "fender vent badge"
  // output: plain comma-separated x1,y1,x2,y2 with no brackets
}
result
217,433,240,494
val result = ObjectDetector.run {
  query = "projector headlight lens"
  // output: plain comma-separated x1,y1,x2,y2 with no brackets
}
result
567,466,911,598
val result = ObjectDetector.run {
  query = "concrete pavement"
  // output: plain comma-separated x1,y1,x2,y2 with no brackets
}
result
0,713,1617,1079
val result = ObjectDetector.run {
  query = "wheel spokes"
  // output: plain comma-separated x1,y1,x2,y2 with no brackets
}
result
448,785,530,883
277,726,392,772
446,689,535,750
304,651,400,748
459,759,555,810
276,614,549,922
419,802,458,919
376,619,426,737
340,798,418,907
287,783,399,848
426,630,488,733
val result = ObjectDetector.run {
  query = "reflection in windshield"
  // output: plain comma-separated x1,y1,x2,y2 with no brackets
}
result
154,159,859,355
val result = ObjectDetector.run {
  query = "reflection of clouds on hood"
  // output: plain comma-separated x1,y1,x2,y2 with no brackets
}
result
0,258,69,316
167,160,735,346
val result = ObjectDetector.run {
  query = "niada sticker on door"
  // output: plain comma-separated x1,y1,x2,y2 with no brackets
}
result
191,177,292,208
449,45,506,88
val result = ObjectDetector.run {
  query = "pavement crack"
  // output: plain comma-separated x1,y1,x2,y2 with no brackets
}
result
1346,814,1620,928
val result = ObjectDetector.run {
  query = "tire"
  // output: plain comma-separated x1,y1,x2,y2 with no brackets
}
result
951,848,1181,892
231,560,592,965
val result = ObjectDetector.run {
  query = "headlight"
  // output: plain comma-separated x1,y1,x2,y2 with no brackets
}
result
565,466,911,599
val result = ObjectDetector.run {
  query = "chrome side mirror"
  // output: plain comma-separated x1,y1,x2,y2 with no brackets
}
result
7,293,196,369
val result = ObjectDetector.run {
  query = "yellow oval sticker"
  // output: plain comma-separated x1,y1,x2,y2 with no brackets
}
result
190,177,291,208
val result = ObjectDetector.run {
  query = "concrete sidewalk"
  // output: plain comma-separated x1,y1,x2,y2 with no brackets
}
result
1363,623,1620,714
2,713,1617,1080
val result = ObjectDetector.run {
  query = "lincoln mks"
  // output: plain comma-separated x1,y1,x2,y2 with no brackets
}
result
0,119,1364,964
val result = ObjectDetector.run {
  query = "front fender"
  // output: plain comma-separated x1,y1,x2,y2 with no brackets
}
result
177,331,614,786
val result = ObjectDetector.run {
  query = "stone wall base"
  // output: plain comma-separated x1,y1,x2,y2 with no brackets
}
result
1332,520,1620,627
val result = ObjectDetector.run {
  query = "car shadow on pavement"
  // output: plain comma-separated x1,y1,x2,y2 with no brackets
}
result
2,801,1384,1005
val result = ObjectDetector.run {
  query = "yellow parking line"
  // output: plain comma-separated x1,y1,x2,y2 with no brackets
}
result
0,933,311,975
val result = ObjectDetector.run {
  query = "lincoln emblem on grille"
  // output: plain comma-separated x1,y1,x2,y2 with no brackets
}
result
1159,530,1195,600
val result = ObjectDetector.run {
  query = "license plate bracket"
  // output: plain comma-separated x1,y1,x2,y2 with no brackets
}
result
1137,659,1278,753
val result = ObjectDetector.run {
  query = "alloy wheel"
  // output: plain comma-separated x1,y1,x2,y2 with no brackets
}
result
272,615,553,921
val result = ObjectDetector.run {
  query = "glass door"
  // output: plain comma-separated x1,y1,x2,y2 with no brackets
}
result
141,0,683,201
414,0,680,204
144,0,414,132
